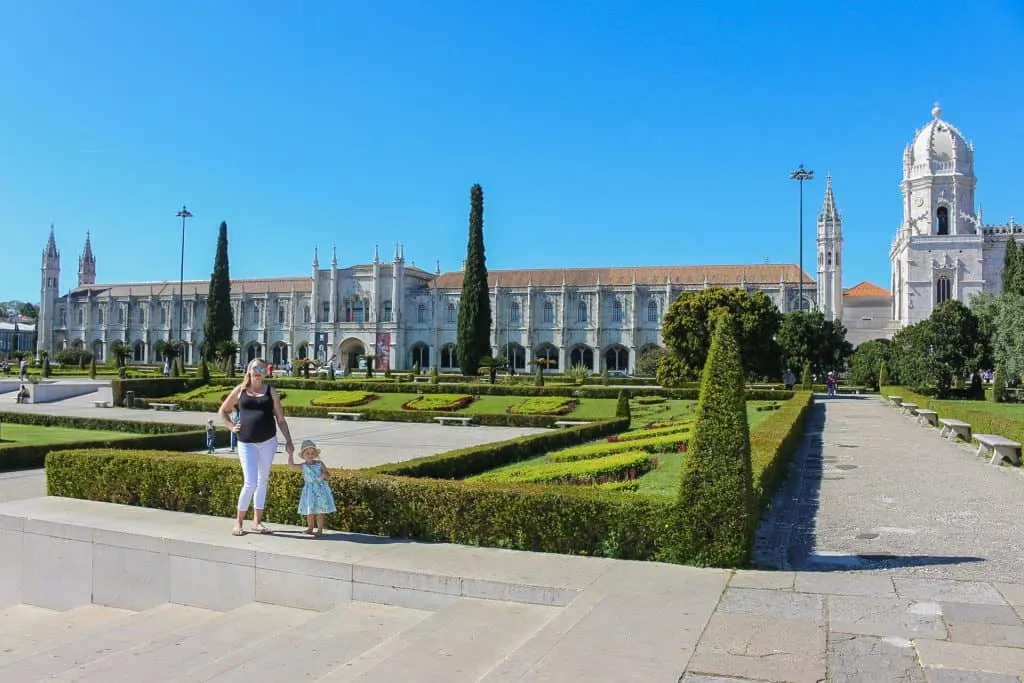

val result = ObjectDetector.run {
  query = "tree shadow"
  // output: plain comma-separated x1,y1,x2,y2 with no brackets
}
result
754,399,985,572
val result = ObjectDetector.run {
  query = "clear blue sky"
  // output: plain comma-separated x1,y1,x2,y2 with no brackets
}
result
2,1,1022,303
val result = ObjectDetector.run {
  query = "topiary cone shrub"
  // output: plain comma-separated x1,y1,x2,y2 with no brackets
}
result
88,358,97,380
800,363,812,390
878,362,889,391
668,312,754,567
430,365,440,385
534,363,544,387
615,389,631,420
197,358,210,384
992,367,1006,403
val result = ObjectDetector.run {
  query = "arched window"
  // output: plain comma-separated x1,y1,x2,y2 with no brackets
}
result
383,301,393,322
440,344,459,369
535,344,558,370
577,302,587,323
118,307,125,324
506,343,526,370
303,305,311,323
936,206,950,235
77,308,83,325
353,300,364,323
97,308,104,325
411,343,430,368
827,251,832,266
278,305,286,324
447,303,456,324
570,345,594,370
647,300,658,322
417,304,427,323
132,341,145,363
543,301,554,323
160,307,166,325
298,343,308,359
252,303,261,325
612,301,623,323
936,275,952,304
509,302,521,323
605,345,629,372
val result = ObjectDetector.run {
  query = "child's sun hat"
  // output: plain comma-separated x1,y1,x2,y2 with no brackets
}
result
299,439,319,454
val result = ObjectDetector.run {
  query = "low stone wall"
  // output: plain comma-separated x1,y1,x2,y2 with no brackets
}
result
26,381,102,404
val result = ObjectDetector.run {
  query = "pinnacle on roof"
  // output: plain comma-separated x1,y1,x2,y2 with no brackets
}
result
312,245,319,267
44,223,59,259
81,231,95,264
820,174,839,221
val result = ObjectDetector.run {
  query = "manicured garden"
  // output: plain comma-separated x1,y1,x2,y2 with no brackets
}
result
882,385,1024,445
0,423,132,446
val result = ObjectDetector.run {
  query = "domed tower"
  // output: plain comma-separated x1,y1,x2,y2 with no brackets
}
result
38,224,61,355
891,104,984,328
900,103,977,237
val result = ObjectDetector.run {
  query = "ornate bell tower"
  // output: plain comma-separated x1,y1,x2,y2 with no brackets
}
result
816,175,843,322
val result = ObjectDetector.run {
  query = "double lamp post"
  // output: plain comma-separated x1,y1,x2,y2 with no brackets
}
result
176,206,193,353
789,164,814,311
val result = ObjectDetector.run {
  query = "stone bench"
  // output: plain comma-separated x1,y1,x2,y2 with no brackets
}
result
915,409,938,427
327,412,365,421
91,400,111,408
886,395,903,408
899,402,919,416
150,403,178,412
973,434,1022,466
553,420,593,428
433,416,475,426
939,418,972,442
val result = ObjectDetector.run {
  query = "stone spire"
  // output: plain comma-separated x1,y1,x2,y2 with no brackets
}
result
78,232,96,286
44,224,59,261
312,245,319,268
820,174,839,223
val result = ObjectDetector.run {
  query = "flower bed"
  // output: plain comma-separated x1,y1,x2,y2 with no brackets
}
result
506,397,578,415
613,422,692,442
308,391,377,408
549,431,690,463
474,451,657,485
401,394,474,412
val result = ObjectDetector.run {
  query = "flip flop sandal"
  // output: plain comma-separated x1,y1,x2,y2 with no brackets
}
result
252,524,272,534
231,527,245,537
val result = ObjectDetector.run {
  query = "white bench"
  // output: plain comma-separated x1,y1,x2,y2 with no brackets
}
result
899,402,919,416
433,416,475,426
939,418,972,442
887,395,903,407
150,403,178,411
91,400,111,408
915,409,938,427
973,434,1022,466
327,412,365,421
553,420,593,428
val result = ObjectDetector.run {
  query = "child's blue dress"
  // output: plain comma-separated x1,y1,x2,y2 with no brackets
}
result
297,462,336,515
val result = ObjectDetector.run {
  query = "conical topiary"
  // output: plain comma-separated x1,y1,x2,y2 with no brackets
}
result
670,312,754,567
615,389,631,420
800,362,812,390
878,362,889,391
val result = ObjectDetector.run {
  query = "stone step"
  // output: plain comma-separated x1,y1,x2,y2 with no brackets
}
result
317,597,560,682
0,603,218,680
0,603,134,669
174,601,432,682
51,602,319,682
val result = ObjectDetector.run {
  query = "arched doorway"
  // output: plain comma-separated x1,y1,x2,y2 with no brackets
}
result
535,343,558,370
272,342,289,366
91,340,104,363
132,340,145,363
505,343,526,371
338,338,366,371
604,345,629,373
410,342,430,370
297,343,308,360
440,344,458,370
246,342,263,363
569,345,594,371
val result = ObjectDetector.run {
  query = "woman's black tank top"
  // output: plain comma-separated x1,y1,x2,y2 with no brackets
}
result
237,385,277,444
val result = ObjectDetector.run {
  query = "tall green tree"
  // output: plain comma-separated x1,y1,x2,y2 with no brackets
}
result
457,184,492,375
994,293,1024,381
671,312,754,567
1003,236,1022,296
890,300,984,396
847,339,891,390
969,292,999,369
659,287,781,383
202,221,234,360
776,310,853,377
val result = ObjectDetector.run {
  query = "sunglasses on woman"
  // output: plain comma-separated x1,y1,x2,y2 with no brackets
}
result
251,366,268,375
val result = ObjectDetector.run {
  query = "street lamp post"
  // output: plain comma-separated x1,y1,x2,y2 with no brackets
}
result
175,206,193,358
789,165,814,311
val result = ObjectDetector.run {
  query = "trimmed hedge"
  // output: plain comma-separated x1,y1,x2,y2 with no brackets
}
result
750,391,814,508
881,386,1024,448
0,411,226,471
475,451,656,485
507,397,577,415
548,431,689,463
46,448,672,560
115,376,792,403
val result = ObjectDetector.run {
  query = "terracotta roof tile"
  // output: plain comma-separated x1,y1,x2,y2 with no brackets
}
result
431,264,813,289
843,281,891,298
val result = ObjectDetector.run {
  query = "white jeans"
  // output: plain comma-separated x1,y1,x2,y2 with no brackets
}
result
236,437,276,512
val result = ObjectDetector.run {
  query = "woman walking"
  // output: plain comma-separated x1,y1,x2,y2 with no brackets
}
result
219,357,295,536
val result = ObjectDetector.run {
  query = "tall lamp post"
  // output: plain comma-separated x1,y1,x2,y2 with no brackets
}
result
175,206,193,356
789,165,814,311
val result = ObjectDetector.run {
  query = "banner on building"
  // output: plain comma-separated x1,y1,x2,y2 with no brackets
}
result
375,332,391,369
315,332,329,362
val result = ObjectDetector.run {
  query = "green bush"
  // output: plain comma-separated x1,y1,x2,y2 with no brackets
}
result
878,362,890,389
885,386,1024,446
749,392,813,507
110,377,206,407
89,358,96,379
430,366,440,385
475,451,656,485
548,431,689,463
46,447,670,560
635,396,665,405
614,422,692,441
615,390,631,420
668,312,755,567
197,358,211,384
800,363,812,390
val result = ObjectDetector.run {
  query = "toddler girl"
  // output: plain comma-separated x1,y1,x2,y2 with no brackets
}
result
288,439,336,536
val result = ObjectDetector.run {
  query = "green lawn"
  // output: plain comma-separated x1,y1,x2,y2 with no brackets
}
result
165,386,618,419
0,423,135,445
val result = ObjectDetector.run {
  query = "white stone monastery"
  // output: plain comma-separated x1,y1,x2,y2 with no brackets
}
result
33,105,1021,373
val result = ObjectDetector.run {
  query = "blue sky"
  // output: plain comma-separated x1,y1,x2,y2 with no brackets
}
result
2,1,1022,302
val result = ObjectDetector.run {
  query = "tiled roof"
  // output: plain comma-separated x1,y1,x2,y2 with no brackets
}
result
431,264,813,290
843,281,891,298
71,277,313,298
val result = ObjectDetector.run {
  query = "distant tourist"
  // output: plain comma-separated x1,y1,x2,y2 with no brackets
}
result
783,368,796,391
218,357,295,537
229,407,239,453
826,371,838,399
163,361,170,377
15,384,29,404
19,358,28,381
205,419,216,454
287,439,336,537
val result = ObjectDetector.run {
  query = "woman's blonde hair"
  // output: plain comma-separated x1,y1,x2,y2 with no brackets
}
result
242,357,267,391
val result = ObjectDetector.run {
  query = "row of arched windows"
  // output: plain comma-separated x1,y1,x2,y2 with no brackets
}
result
433,300,661,325
427,342,637,372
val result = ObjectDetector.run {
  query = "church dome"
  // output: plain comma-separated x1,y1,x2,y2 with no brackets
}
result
905,104,973,179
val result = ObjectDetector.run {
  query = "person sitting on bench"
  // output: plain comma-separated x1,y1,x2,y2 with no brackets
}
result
15,384,29,404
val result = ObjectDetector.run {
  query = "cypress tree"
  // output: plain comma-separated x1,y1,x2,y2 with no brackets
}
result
1003,236,1021,296
671,312,754,566
202,222,234,360
457,184,492,375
